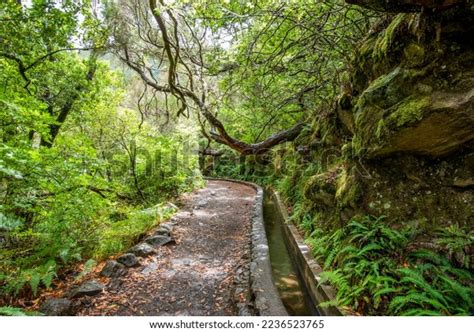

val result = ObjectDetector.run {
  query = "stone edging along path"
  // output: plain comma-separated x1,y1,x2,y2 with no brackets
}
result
39,179,260,316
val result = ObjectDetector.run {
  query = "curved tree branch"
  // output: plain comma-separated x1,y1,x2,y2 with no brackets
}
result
117,0,306,155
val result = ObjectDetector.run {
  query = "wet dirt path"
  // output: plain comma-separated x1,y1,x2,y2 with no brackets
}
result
77,180,255,316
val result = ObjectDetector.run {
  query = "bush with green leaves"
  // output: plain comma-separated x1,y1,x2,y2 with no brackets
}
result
306,216,473,315
93,203,177,260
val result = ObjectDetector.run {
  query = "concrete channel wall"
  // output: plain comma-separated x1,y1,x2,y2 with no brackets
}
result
269,190,345,316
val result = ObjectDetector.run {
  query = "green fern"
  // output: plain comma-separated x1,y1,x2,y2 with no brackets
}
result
29,272,41,296
356,243,382,257
308,214,473,315
410,249,450,266
398,268,448,306
437,275,472,307
435,226,473,269
323,247,339,270
399,308,443,316
75,258,96,281
389,292,447,314
0,306,27,316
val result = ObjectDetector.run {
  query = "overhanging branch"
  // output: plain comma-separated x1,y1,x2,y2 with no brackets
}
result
118,0,306,155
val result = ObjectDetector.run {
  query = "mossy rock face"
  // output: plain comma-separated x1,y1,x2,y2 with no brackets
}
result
304,171,339,209
335,167,362,209
355,88,474,158
359,153,473,229
386,95,431,127
349,3,474,158
275,5,474,243
352,66,427,156
402,43,425,68
354,66,427,115
379,89,474,156
353,57,474,158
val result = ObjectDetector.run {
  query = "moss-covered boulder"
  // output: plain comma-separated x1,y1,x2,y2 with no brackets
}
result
335,166,362,209
354,85,473,157
380,89,474,156
352,32,474,158
304,170,338,209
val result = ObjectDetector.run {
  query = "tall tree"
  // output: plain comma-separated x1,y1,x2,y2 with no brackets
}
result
0,0,105,147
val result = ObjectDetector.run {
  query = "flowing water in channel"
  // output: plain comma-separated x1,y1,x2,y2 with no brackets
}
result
262,192,319,316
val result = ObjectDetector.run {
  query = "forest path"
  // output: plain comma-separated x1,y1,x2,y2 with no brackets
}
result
77,180,255,316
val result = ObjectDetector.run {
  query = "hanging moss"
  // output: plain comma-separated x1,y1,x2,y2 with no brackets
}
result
335,167,362,209
373,13,408,60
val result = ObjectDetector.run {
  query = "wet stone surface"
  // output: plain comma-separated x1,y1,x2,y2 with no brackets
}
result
69,280,105,299
40,298,73,316
100,260,127,278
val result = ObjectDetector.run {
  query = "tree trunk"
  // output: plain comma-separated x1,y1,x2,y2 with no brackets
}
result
40,52,98,147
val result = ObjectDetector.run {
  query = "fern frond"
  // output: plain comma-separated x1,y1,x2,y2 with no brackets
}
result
356,243,382,257
389,293,447,314
0,306,27,316
399,308,443,316
438,274,473,307
398,268,448,307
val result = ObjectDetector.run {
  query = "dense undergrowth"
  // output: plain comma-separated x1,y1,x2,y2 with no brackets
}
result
0,103,202,301
0,87,203,301
309,216,473,315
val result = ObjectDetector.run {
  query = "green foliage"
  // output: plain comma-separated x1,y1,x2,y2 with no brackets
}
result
75,259,97,281
190,0,371,152
387,96,430,128
0,306,28,316
193,0,472,318
0,260,57,296
435,225,473,269
0,305,40,316
307,216,474,315
0,0,202,299
93,203,177,260
1,0,470,319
